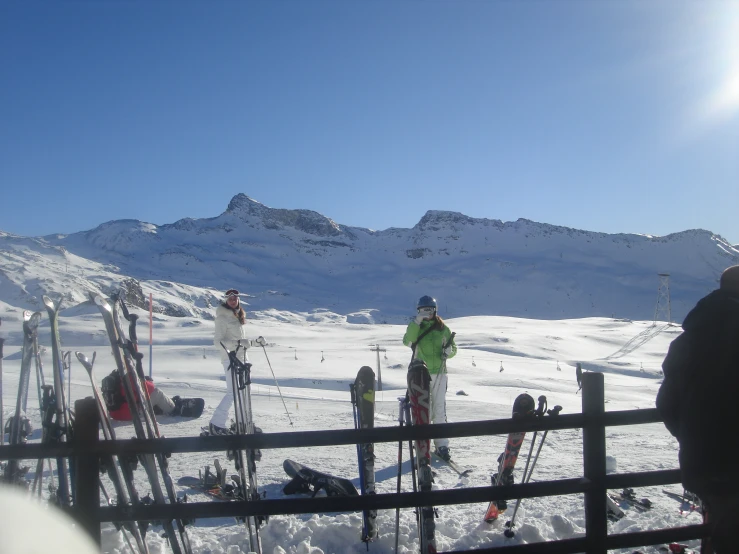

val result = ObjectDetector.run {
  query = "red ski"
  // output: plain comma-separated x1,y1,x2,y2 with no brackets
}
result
484,393,536,523
407,359,437,554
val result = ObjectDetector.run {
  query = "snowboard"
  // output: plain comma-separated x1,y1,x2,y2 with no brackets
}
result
484,393,536,523
172,397,205,418
282,459,358,497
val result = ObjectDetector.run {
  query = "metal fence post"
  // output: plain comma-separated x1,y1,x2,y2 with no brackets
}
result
73,397,100,546
582,371,607,554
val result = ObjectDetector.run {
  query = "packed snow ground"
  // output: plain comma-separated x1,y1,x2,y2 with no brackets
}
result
0,307,701,553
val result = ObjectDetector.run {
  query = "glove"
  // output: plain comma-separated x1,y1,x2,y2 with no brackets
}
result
415,314,425,325
240,339,250,349
443,345,453,357
255,336,267,347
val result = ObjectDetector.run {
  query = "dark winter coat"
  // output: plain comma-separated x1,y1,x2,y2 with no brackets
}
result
656,289,739,496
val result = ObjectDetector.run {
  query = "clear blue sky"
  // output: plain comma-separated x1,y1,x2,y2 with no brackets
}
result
1,1,738,243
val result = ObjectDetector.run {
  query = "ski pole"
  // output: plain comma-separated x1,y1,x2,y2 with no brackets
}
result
224,343,260,552
431,332,456,401
254,336,293,426
65,351,72,412
515,396,547,485
394,396,406,554
403,391,422,539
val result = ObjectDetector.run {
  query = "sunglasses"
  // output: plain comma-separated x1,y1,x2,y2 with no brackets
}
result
418,307,435,314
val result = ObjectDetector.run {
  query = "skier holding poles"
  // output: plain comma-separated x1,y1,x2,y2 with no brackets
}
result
208,288,250,435
402,295,457,461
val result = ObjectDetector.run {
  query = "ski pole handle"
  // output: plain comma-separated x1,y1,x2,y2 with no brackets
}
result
443,332,456,357
548,405,563,416
536,395,547,417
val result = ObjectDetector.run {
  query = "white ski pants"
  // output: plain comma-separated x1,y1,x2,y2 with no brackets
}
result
430,372,449,449
210,355,250,429
150,387,175,415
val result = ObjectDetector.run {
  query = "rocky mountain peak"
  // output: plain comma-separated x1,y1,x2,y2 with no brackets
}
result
226,193,345,238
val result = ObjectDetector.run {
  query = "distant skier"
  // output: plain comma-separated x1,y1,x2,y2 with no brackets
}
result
657,265,739,554
403,295,457,461
208,288,250,435
575,363,583,392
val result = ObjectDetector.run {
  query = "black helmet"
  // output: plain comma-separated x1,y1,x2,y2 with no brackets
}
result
417,295,437,309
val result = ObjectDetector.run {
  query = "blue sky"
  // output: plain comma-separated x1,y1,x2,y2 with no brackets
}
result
1,1,738,243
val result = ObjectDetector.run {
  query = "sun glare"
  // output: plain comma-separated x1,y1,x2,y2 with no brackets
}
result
704,6,739,120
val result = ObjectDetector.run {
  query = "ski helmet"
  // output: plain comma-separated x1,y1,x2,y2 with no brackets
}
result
417,295,437,310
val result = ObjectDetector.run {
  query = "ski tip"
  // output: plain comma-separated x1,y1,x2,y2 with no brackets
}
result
93,294,111,310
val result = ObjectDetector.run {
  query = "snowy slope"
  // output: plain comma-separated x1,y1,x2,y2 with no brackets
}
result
1,305,698,554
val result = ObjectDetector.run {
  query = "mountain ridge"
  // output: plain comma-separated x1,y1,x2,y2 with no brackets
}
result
1,194,736,324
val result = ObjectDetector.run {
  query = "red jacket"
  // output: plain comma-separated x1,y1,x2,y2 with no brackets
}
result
109,378,156,421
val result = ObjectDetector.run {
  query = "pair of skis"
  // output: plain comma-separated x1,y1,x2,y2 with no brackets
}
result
400,357,460,553
486,393,563,539
76,350,150,553
3,310,41,485
3,300,73,506
41,296,73,507
91,293,192,554
220,341,265,554
406,359,437,554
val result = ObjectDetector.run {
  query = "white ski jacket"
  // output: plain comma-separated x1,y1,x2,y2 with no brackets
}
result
214,304,248,362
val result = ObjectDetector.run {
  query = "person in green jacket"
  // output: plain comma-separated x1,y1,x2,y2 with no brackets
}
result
403,295,458,461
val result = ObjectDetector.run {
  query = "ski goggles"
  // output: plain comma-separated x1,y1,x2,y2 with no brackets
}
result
417,306,435,315
225,289,240,299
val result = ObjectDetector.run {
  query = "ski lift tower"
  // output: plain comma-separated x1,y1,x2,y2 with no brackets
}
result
653,273,672,325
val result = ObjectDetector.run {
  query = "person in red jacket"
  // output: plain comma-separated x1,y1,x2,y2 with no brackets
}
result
103,371,180,421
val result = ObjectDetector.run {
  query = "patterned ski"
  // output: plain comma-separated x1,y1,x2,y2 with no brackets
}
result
407,359,437,554
484,393,536,523
351,366,377,542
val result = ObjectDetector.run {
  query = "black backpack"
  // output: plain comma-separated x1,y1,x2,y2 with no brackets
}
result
101,371,126,411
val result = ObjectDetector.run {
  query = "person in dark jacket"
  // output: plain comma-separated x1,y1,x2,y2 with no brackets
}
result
656,265,739,554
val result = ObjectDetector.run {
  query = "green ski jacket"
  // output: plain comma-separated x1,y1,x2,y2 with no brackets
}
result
402,319,457,375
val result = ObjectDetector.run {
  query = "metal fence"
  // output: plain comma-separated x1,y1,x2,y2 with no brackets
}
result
0,372,708,553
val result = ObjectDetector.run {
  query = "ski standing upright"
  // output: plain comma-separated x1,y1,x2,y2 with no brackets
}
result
350,365,378,544
93,293,192,554
503,399,562,537
42,296,73,506
484,392,538,523
76,350,150,553
407,359,437,554
3,311,41,485
220,341,265,554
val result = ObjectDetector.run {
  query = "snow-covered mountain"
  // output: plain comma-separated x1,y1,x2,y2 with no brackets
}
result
1,194,737,323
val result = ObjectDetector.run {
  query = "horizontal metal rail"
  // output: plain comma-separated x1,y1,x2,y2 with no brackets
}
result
94,469,681,522
0,408,663,460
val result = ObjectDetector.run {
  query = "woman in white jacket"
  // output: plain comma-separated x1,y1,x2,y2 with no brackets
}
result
208,288,248,434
